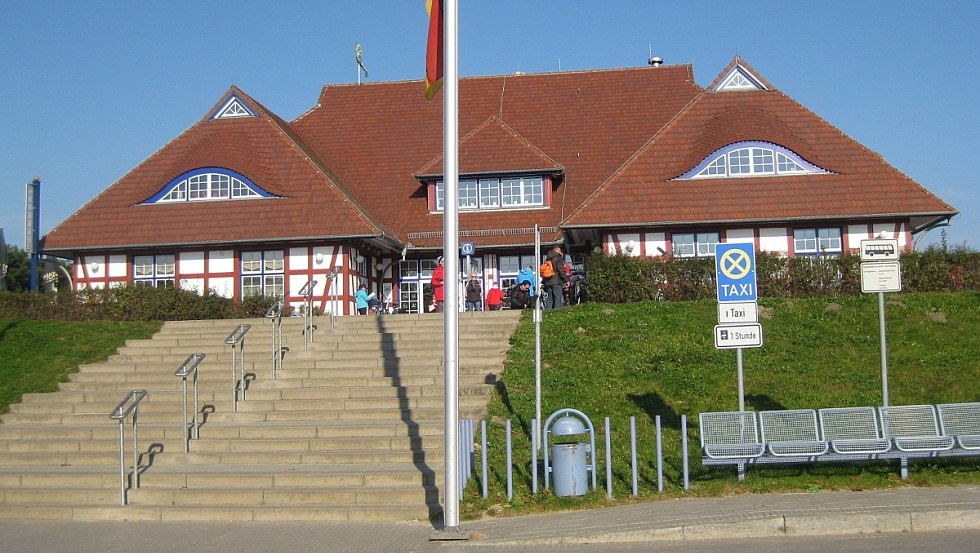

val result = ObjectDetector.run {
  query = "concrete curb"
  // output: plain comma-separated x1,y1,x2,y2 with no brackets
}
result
471,508,980,545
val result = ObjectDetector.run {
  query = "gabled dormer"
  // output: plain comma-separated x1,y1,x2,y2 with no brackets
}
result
210,91,258,119
708,56,773,92
415,116,564,212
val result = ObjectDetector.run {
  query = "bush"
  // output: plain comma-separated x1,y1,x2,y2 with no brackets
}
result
586,246,979,303
0,285,265,321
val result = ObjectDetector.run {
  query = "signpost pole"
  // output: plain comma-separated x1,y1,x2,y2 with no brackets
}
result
736,348,745,411
859,238,899,408
878,291,889,406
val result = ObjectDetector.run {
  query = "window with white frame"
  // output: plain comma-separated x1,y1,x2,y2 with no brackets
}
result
241,250,284,297
672,232,720,258
794,228,842,254
148,168,272,204
133,254,176,288
399,260,419,279
434,176,544,211
678,142,827,179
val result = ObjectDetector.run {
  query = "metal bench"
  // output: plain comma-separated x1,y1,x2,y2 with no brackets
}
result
699,411,765,481
937,402,980,450
818,406,891,455
879,405,955,453
759,409,828,457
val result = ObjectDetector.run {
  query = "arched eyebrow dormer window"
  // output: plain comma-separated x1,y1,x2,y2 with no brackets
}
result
143,168,275,204
677,142,828,179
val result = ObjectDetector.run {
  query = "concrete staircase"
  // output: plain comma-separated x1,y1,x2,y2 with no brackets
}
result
0,310,521,521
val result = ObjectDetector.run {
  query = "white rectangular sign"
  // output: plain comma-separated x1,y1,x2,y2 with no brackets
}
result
718,301,758,324
714,323,763,349
860,239,899,262
861,261,902,293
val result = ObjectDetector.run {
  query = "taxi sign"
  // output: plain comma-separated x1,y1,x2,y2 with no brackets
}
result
715,243,758,303
715,323,764,349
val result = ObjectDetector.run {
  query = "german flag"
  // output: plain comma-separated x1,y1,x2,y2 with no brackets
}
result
424,0,443,101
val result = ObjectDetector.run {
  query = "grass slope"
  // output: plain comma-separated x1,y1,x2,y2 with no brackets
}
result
0,319,161,414
469,291,980,517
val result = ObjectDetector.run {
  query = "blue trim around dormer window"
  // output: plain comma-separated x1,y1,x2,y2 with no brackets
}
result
677,141,828,180
143,167,275,204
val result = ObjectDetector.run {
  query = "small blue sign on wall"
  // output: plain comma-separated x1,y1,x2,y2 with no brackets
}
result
715,243,758,303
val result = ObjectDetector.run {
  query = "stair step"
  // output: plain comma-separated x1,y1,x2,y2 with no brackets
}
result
0,310,520,522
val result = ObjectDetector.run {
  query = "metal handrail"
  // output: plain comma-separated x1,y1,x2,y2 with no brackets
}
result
265,300,285,379
299,280,317,349
175,353,206,452
108,389,148,506
225,324,251,412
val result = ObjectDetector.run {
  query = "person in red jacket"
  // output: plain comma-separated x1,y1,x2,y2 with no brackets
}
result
485,281,503,310
431,256,445,312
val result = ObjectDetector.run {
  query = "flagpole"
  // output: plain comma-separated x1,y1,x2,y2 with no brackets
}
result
441,0,462,533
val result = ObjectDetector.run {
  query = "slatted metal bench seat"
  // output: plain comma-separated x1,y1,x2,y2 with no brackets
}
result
699,411,766,459
701,405,980,481
699,410,765,481
937,402,980,450
818,406,892,455
759,409,828,457
879,405,955,453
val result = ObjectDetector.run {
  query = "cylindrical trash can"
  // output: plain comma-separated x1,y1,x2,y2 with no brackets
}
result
551,442,587,496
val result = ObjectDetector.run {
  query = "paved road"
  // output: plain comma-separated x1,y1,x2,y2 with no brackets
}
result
1,484,977,553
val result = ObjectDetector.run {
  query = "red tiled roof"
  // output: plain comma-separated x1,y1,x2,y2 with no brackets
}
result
41,60,956,255
565,73,956,230
42,87,388,254
416,116,564,177
290,66,702,247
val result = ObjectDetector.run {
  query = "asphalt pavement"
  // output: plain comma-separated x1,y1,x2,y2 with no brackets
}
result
1,484,977,552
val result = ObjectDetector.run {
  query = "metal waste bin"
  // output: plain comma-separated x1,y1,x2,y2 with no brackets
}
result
551,441,588,496
543,408,596,497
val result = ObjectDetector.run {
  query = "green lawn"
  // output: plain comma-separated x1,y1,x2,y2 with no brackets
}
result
1,294,978,519
468,291,980,518
0,319,161,413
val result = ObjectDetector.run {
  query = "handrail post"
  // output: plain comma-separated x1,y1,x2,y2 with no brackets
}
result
225,324,251,412
109,389,148,506
265,300,284,379
299,280,317,350
175,353,206,452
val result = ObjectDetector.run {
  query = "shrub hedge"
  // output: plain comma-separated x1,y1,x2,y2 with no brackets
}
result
585,245,979,303
0,286,278,322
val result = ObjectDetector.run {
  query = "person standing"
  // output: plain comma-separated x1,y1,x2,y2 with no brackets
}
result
431,256,445,313
485,281,503,310
464,274,483,311
355,283,370,315
542,246,569,309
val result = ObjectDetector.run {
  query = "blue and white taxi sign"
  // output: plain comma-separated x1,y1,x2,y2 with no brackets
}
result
715,243,758,303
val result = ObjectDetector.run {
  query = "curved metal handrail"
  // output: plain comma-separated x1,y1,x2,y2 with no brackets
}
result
224,323,251,345
225,324,251,412
266,301,286,379
175,353,206,451
109,389,147,421
108,389,148,506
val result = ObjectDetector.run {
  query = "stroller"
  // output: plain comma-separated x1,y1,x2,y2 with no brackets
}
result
369,290,398,315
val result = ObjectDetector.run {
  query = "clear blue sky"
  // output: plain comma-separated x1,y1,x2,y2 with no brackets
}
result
2,1,977,251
